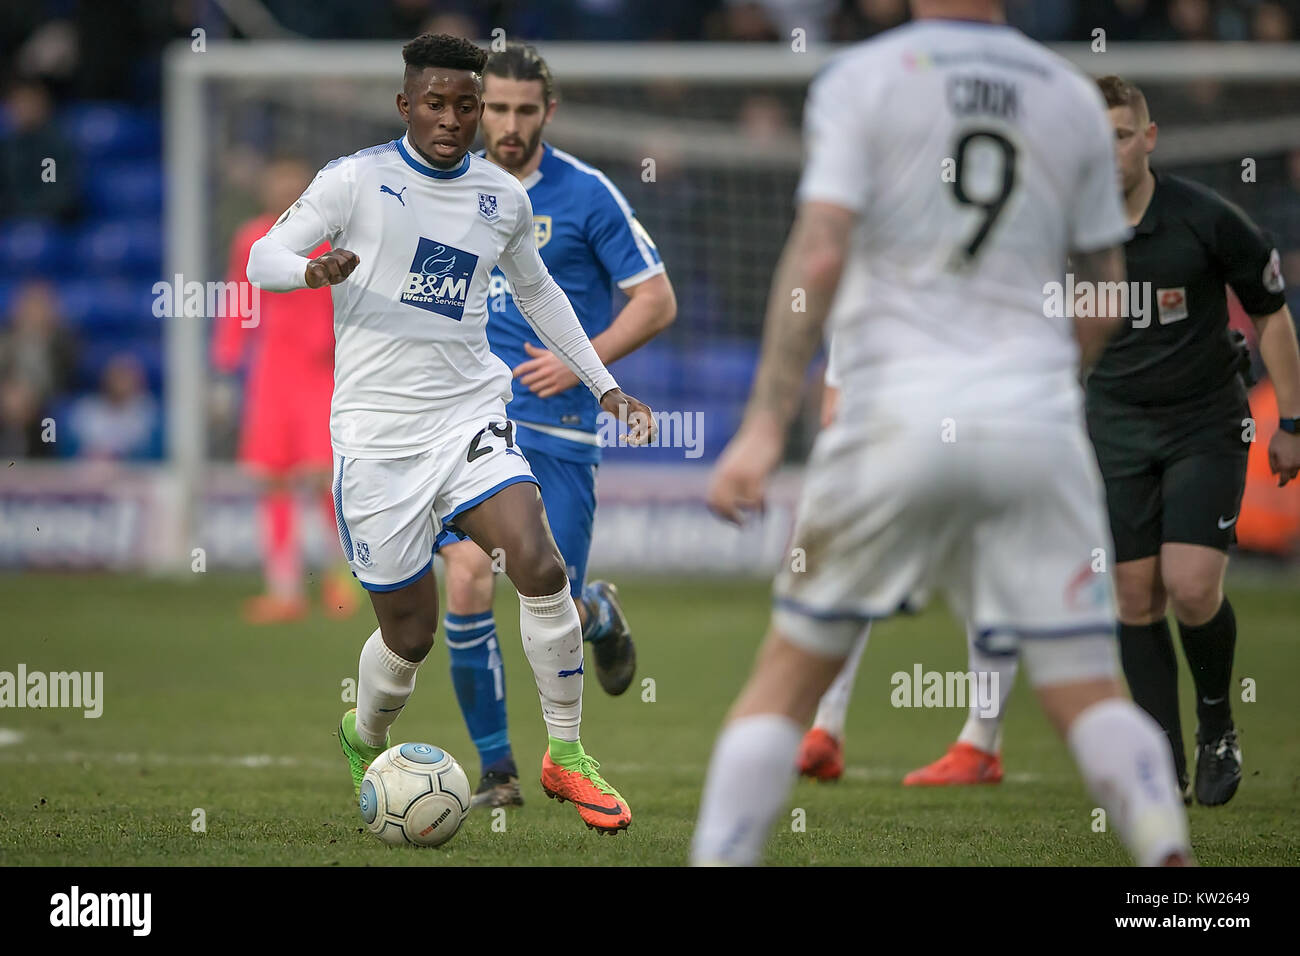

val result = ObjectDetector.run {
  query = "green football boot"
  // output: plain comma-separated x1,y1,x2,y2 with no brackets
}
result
338,708,388,797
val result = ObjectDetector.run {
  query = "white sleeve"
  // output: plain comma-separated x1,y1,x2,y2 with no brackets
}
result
1068,83,1131,253
795,58,873,212
497,185,549,288
499,188,618,399
247,158,353,291
511,272,619,400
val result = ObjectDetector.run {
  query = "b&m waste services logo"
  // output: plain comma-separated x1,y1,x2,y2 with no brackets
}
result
400,237,478,320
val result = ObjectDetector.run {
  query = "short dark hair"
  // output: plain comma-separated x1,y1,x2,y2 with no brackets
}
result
484,42,556,104
1097,74,1149,123
402,33,488,84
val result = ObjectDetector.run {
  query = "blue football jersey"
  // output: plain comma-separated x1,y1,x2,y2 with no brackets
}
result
484,143,664,463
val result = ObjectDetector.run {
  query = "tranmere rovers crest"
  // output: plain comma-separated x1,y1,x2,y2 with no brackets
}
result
478,192,500,222
533,215,552,248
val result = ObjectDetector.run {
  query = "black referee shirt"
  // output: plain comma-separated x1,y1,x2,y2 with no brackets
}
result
1085,170,1287,407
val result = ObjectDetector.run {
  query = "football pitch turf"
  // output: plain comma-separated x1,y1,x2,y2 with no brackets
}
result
1,571,1296,866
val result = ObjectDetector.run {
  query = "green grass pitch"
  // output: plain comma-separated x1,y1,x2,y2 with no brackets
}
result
1,571,1295,866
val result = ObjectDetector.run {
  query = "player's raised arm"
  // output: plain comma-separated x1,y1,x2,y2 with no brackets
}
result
247,160,359,292
498,187,654,443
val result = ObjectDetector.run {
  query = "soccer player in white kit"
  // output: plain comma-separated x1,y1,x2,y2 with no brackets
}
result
691,0,1193,865
247,34,654,834
796,334,1016,787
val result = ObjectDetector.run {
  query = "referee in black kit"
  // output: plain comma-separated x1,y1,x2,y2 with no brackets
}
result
1086,76,1300,806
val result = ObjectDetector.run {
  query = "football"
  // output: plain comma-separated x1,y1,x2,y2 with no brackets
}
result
359,743,471,847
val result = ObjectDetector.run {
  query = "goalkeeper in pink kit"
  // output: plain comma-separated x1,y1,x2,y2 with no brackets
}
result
212,157,359,623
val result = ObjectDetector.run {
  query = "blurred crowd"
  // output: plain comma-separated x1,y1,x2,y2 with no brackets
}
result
1,2,1296,105
0,280,160,461
0,57,161,461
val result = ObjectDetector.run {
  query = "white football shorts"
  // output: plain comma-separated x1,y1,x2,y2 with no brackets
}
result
332,412,538,591
772,416,1120,685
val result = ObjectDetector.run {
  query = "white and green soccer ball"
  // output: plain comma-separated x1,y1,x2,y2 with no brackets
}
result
359,743,471,847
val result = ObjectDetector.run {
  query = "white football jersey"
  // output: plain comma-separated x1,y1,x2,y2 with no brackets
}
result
799,20,1129,426
261,135,558,459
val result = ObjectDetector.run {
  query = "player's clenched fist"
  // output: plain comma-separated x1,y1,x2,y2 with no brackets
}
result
304,249,360,289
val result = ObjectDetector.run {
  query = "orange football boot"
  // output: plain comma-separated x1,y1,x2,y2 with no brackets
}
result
902,741,1002,786
322,569,361,619
797,727,844,781
242,594,309,624
540,745,631,834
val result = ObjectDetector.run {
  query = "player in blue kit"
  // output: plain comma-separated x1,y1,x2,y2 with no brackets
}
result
435,43,677,808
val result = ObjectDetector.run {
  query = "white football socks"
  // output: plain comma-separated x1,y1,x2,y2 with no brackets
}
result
518,586,584,741
1067,697,1191,866
355,628,420,748
691,714,803,866
956,624,1019,754
811,624,870,739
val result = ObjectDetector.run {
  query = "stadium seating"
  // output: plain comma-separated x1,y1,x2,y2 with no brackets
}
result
1,103,164,458
83,160,164,216
60,103,162,160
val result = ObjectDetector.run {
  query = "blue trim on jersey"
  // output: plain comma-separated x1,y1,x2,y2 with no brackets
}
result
440,475,540,528
360,558,433,592
772,596,877,623
979,622,1117,640
354,140,400,161
396,138,471,179
333,456,353,562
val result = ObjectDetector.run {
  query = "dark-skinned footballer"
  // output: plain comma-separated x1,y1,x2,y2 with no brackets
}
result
247,34,656,834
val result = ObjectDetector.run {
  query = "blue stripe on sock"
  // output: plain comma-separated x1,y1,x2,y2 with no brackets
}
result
446,615,511,768
443,614,497,649
473,728,510,755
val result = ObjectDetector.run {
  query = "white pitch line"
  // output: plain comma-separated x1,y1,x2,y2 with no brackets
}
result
0,750,335,769
0,729,24,747
0,749,1058,784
